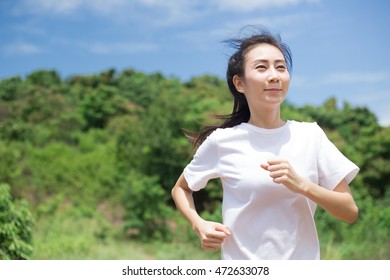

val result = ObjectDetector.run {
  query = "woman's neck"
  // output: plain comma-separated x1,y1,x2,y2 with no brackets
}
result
247,107,284,129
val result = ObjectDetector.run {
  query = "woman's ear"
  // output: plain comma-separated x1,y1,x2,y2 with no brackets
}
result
233,75,245,94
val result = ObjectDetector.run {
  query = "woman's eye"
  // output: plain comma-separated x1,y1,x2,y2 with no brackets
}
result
277,65,286,70
256,65,266,70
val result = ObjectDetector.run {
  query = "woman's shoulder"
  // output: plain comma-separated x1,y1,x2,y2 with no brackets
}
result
288,120,322,131
206,124,249,142
287,120,326,139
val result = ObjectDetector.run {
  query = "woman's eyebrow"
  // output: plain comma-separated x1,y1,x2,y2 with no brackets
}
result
252,59,286,65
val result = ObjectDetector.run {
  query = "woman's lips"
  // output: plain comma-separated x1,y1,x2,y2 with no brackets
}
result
264,88,281,93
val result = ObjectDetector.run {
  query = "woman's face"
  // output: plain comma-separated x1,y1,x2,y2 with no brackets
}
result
234,43,290,109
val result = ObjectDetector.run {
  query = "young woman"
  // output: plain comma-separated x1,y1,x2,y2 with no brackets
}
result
171,29,359,260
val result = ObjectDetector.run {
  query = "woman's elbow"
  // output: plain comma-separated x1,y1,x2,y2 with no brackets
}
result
346,204,359,224
171,184,180,201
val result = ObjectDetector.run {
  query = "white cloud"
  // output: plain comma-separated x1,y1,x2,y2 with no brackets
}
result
14,0,82,15
45,36,159,55
294,72,390,89
85,42,158,54
2,42,44,56
321,72,390,85
12,0,202,26
221,12,318,35
12,24,46,36
132,1,204,27
211,0,320,12
14,0,130,15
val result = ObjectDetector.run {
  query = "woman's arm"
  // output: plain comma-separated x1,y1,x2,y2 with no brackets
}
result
171,174,231,250
261,158,358,224
300,178,358,224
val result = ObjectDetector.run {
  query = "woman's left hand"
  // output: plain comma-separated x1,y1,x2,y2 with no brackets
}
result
261,158,359,224
260,157,308,194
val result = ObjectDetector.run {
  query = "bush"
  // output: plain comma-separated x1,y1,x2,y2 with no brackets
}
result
0,183,34,259
24,138,117,206
121,171,173,242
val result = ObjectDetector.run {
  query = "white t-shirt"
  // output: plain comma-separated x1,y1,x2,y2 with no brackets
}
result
183,121,359,260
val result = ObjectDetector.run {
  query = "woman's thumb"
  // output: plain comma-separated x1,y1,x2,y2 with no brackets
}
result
215,224,231,236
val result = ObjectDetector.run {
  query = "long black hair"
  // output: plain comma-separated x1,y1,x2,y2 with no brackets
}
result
189,27,293,148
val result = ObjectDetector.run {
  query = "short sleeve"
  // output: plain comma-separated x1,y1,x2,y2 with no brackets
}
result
316,124,359,190
183,133,219,191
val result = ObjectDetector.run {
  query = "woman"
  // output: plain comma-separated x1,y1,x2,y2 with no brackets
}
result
171,28,359,260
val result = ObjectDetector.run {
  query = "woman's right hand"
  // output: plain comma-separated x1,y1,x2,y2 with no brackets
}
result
193,219,231,251
171,175,231,251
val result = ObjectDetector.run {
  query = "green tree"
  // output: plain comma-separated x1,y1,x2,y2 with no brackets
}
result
121,171,172,241
0,141,21,184
0,76,23,101
26,69,61,88
117,70,165,108
116,84,192,190
79,85,125,129
356,127,390,198
0,183,34,259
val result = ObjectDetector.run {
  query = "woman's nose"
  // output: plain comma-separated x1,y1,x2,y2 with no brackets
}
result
268,68,280,82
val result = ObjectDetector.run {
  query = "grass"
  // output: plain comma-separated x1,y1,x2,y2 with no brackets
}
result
32,239,213,260
30,207,389,260
32,237,220,260
31,210,220,260
63,240,220,260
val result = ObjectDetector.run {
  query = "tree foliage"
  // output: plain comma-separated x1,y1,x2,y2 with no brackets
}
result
0,183,34,259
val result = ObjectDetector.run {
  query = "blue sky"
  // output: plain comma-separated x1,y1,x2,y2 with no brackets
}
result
1,0,390,125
